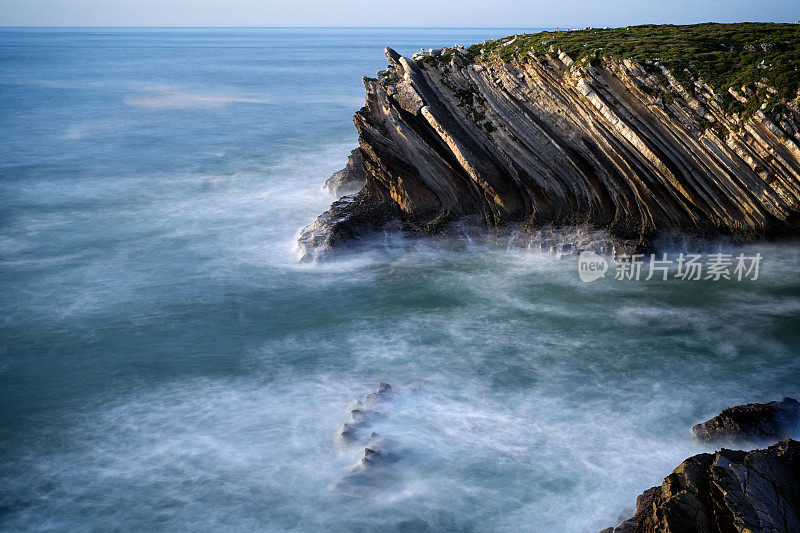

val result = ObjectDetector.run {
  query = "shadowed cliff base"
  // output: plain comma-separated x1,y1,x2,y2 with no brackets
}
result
297,23,800,261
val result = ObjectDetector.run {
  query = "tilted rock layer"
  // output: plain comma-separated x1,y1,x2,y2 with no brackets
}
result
604,439,800,533
298,33,800,258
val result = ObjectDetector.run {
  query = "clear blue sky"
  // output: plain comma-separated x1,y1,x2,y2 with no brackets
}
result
0,0,796,27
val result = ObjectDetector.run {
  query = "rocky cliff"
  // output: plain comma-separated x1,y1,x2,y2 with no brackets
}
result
297,23,800,259
602,398,800,532
603,439,800,533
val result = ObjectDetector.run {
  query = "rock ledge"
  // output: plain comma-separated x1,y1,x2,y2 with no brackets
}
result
692,397,800,444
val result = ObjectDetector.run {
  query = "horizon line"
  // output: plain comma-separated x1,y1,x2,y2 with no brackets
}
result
1,25,552,29
0,21,792,30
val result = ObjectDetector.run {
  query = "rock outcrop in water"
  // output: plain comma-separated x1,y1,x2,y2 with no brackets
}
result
335,383,400,489
336,383,393,445
603,439,800,533
297,24,800,260
693,397,800,445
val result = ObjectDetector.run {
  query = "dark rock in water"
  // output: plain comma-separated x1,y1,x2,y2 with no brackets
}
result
323,148,366,197
338,442,401,489
336,423,357,443
334,383,401,490
334,384,393,445
366,382,392,403
360,446,399,467
350,408,377,423
692,397,800,444
603,439,800,533
396,519,433,532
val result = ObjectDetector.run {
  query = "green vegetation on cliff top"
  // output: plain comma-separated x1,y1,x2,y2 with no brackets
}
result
459,23,799,112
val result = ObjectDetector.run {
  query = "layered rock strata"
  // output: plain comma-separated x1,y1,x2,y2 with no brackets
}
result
298,41,800,259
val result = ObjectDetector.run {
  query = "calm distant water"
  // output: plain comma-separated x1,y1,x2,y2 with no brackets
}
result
1,28,799,532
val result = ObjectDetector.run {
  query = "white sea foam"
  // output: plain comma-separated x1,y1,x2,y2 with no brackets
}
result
4,140,800,529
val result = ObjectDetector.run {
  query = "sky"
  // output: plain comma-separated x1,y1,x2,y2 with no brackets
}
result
0,0,797,27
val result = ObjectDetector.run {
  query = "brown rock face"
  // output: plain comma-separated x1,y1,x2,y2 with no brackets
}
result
692,397,800,445
605,439,800,533
298,45,800,259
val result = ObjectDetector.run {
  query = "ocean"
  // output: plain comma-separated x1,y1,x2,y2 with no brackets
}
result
1,28,798,531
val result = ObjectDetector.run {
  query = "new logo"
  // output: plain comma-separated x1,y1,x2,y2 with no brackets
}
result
578,251,608,282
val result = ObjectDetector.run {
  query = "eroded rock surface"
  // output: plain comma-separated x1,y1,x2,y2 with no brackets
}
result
603,439,800,533
692,397,800,445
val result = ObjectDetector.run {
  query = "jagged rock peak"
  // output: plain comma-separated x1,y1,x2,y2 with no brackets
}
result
384,46,401,65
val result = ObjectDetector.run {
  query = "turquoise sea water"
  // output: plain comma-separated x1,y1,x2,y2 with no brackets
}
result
1,28,799,531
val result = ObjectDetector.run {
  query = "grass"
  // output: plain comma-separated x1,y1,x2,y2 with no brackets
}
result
453,23,799,118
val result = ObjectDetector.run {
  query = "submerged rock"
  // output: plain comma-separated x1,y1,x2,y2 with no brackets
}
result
350,408,367,421
350,407,380,425
396,519,433,532
366,382,392,403
359,445,399,468
604,439,800,533
334,384,394,445
334,384,401,489
336,422,357,443
692,397,800,444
